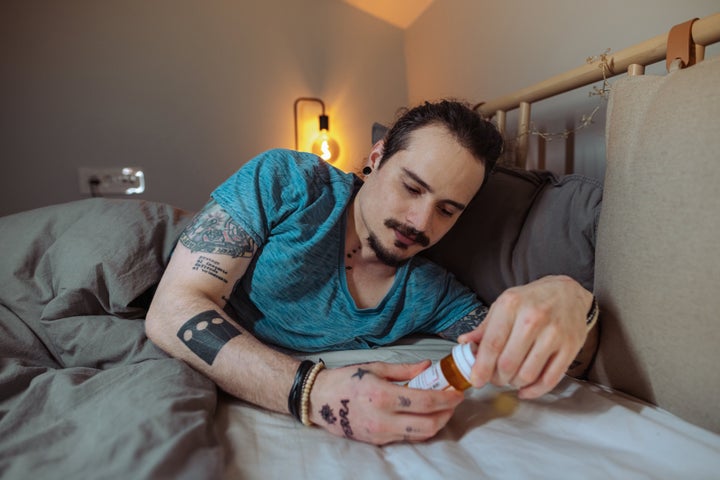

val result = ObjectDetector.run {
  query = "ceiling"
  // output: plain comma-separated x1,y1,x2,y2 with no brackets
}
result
342,0,435,29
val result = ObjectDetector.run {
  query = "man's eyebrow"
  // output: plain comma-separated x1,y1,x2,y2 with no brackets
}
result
402,167,433,192
401,168,467,211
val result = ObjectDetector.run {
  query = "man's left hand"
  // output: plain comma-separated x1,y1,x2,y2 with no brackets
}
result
458,275,593,399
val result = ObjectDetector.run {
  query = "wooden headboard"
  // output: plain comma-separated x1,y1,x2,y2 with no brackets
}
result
475,13,720,170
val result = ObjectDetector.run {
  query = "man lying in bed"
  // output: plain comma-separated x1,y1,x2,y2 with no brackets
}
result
146,100,598,445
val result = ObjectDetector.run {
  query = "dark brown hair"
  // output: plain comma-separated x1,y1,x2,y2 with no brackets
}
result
378,100,503,185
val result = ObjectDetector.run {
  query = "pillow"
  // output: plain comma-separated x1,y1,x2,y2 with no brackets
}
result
589,55,720,433
423,166,602,304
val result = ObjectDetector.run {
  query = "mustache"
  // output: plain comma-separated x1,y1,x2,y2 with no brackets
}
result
384,219,430,247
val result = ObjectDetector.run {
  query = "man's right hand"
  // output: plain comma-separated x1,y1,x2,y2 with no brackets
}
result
308,361,465,445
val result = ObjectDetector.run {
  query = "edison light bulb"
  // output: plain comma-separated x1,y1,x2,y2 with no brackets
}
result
311,129,340,163
311,114,340,163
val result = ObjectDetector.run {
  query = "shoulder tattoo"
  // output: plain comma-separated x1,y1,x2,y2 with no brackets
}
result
180,200,256,258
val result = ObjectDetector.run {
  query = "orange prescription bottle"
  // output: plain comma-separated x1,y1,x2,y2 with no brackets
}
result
407,342,477,391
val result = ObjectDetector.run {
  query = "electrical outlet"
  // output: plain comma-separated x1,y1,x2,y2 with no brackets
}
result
78,167,146,195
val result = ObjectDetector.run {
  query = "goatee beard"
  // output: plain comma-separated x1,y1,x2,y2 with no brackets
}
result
365,219,429,267
367,232,406,267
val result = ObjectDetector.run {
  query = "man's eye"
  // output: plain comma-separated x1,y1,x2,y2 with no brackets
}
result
439,207,455,217
404,184,421,195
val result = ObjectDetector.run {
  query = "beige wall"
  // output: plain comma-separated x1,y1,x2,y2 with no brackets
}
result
0,0,407,216
405,0,719,180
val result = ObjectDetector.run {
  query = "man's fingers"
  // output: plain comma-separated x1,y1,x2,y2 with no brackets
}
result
394,383,465,413
494,308,548,385
470,300,518,386
505,324,559,388
395,408,458,443
343,361,464,413
356,360,432,383
517,350,569,399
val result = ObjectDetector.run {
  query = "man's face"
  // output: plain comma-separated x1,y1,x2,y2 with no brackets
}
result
356,124,485,266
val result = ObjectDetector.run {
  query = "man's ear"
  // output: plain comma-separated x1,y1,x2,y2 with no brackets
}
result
368,140,384,169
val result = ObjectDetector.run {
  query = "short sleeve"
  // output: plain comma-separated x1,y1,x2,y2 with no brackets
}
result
211,149,333,246
406,258,485,336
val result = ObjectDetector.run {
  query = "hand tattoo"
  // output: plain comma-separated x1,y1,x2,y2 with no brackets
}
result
398,396,411,407
320,404,337,425
339,399,354,438
351,368,370,380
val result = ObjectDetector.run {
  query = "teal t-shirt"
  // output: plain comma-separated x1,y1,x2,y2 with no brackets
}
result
211,149,481,352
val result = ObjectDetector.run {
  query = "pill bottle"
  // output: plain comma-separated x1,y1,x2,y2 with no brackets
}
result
407,342,477,391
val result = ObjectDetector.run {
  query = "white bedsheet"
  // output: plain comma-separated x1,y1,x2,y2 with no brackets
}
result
217,337,720,479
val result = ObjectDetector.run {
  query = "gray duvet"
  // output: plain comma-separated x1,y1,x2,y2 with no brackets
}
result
0,198,223,479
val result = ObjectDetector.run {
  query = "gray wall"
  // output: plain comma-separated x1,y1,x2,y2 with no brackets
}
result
0,0,407,216
3,1,718,216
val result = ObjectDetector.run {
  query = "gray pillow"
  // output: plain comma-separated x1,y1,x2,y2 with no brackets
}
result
423,166,602,303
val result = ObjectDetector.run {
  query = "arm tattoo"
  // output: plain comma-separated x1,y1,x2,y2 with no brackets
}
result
180,200,256,258
177,310,242,365
438,305,489,341
193,256,229,283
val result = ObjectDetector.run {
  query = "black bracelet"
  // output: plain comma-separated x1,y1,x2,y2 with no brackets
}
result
288,360,315,423
585,295,599,330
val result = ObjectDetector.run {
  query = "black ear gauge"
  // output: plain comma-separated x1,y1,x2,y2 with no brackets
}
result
362,166,372,175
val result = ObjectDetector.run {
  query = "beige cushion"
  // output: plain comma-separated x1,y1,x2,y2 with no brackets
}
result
589,56,720,433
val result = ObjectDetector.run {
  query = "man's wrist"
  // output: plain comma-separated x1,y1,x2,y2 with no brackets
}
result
585,295,599,332
300,360,325,426
288,360,315,422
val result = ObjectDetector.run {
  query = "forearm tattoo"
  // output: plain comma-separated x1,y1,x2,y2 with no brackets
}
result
180,200,256,258
177,310,242,365
438,305,489,341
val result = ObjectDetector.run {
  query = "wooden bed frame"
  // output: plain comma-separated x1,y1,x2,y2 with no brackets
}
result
475,13,720,168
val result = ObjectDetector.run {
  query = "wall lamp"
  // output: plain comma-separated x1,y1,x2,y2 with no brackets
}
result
293,97,340,163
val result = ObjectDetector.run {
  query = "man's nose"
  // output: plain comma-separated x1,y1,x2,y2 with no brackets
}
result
406,202,433,232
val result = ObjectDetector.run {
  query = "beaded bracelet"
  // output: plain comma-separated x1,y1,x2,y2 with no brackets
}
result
288,360,315,423
300,359,326,427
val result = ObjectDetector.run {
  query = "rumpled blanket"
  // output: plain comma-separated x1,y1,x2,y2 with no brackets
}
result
0,198,222,480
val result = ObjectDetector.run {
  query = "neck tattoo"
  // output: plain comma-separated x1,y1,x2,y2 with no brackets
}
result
345,244,362,271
